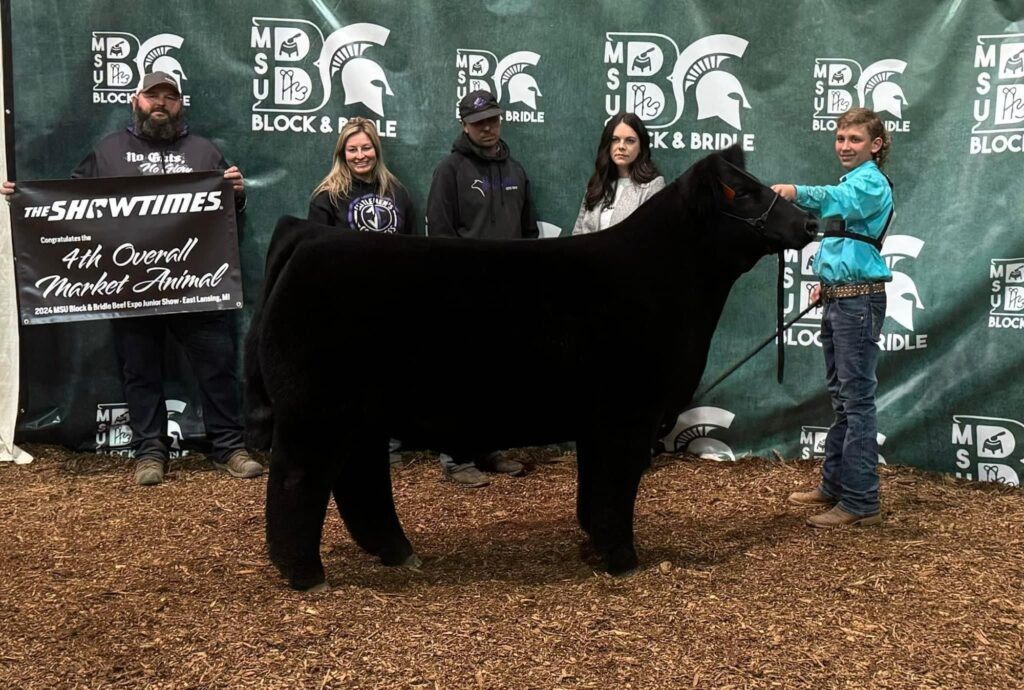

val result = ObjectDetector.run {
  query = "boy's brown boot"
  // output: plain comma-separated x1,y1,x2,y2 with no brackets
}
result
787,487,834,506
806,505,882,529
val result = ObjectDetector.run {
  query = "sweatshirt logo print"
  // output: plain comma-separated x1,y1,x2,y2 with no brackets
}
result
348,194,400,233
470,177,520,197
125,151,194,175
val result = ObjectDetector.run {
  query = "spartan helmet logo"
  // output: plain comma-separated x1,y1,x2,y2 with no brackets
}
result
135,34,187,90
667,34,750,130
881,235,925,331
695,71,750,129
165,399,188,451
660,406,737,460
493,51,542,110
856,59,908,119
317,23,393,116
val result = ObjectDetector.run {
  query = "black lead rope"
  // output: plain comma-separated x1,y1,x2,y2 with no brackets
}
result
694,281,821,402
698,189,810,400
699,171,894,401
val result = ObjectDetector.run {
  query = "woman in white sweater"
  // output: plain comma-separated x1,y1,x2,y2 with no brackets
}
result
572,112,665,235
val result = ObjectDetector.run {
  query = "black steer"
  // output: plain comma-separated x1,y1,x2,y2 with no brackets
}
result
245,145,816,591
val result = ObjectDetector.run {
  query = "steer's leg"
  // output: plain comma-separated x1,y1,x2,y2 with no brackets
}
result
331,431,418,568
575,439,594,536
266,424,334,591
579,423,650,575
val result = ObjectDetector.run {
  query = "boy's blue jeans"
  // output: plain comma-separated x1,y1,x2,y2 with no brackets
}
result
819,293,886,517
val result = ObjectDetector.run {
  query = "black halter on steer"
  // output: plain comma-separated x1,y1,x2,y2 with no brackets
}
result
698,185,825,402
699,172,895,400
712,190,790,390
696,170,897,397
719,191,781,237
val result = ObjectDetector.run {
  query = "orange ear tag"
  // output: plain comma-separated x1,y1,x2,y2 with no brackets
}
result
721,183,736,204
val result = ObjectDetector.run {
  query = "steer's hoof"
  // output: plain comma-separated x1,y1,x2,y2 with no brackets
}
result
283,567,327,593
379,543,418,568
578,539,601,566
288,575,328,592
605,547,639,576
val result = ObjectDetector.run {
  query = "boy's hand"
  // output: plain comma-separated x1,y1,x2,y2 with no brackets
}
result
770,184,796,201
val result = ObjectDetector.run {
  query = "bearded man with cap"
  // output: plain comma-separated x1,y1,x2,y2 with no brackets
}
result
3,71,262,485
425,89,539,486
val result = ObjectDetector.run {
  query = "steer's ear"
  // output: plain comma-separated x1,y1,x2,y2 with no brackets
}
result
719,144,745,170
687,152,728,219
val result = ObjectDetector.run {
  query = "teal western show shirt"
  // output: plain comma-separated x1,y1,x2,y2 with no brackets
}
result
795,160,894,286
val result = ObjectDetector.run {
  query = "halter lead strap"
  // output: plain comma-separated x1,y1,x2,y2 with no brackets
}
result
717,190,788,382
821,172,895,251
720,192,780,234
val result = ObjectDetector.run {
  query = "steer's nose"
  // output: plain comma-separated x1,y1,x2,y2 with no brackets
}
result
804,216,819,240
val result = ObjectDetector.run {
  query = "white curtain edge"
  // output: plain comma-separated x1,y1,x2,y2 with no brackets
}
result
0,19,33,465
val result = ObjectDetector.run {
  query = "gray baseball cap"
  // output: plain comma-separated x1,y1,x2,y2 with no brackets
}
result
138,71,181,96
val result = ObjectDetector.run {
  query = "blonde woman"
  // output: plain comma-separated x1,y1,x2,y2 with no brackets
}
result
309,118,414,234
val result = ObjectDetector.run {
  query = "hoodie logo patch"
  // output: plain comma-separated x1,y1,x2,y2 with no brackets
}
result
124,150,194,175
470,178,519,197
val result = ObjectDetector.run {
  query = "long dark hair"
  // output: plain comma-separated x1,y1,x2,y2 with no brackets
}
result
583,112,661,211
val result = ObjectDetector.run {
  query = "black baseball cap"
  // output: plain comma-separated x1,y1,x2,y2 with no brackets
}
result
459,89,502,123
138,71,181,96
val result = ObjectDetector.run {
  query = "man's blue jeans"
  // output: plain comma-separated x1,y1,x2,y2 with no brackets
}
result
819,293,885,517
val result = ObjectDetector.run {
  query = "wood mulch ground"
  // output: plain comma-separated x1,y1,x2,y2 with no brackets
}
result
1,445,1022,690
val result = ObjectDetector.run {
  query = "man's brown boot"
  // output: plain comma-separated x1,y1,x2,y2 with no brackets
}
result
787,487,834,506
806,505,882,529
215,449,265,478
134,457,165,486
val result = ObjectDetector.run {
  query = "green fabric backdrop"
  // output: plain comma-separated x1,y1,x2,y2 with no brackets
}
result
6,0,1024,484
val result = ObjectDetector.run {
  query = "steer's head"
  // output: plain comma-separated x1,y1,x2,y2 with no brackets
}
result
689,145,817,263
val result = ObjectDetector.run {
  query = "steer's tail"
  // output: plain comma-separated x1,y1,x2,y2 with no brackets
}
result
243,216,310,450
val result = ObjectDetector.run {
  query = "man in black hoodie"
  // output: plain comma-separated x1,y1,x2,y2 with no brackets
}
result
426,89,539,486
427,89,539,241
4,71,262,486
